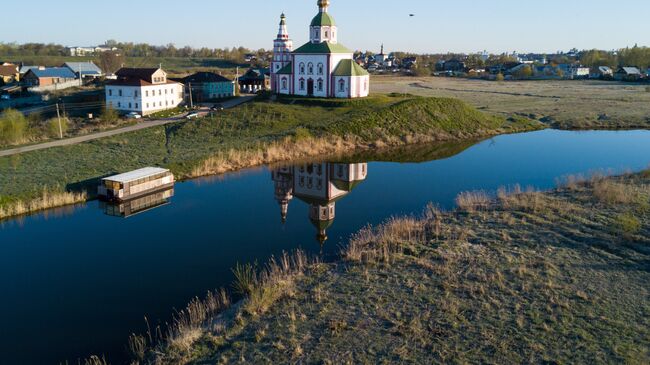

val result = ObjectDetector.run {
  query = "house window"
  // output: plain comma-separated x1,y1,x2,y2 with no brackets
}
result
308,63,314,75
135,103,139,109
318,63,324,75
338,79,345,92
108,89,112,96
165,89,168,94
145,90,149,97
118,90,122,97
159,90,162,96
146,103,149,108
135,90,138,97
129,102,132,109
117,102,121,107
317,79,323,92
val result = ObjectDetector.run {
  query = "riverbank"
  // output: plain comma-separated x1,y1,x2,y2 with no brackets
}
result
139,170,650,364
0,94,542,221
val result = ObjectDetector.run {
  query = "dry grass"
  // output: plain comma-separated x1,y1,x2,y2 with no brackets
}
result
189,136,357,178
345,217,425,264
455,190,491,212
0,189,87,220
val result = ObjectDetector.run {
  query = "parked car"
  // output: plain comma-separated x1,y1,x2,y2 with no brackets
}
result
0,94,10,100
125,112,142,119
186,112,200,120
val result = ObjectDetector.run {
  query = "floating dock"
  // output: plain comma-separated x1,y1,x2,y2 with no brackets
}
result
98,167,174,202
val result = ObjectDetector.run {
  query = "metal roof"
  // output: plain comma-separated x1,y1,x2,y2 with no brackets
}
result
332,59,369,77
63,62,103,75
102,167,170,183
293,41,352,54
27,67,77,79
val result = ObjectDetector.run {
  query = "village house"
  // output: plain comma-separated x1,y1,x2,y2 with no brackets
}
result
105,67,184,116
590,66,614,79
0,63,19,85
270,0,370,98
67,45,118,57
182,72,235,101
21,67,77,87
63,62,104,79
239,68,270,93
614,67,643,81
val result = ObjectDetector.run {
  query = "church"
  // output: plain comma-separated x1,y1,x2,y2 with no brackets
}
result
271,0,370,99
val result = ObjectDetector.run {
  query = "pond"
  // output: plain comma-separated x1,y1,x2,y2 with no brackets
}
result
1,129,649,364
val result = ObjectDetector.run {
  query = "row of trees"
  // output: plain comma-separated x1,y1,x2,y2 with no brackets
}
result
0,41,268,63
580,46,650,69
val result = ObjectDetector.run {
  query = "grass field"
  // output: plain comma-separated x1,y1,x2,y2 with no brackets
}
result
0,95,540,220
141,171,650,364
372,76,650,129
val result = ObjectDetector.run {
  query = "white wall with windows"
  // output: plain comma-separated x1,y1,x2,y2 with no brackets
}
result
106,83,184,116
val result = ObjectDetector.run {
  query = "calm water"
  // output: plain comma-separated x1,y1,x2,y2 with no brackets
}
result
1,129,650,364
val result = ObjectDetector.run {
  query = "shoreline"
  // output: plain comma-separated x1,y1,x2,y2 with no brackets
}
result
0,95,542,221
126,169,650,364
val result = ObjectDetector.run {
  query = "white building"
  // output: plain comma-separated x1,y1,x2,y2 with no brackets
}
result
271,0,369,99
105,68,184,116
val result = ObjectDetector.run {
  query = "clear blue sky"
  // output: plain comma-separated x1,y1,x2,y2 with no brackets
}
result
2,0,648,54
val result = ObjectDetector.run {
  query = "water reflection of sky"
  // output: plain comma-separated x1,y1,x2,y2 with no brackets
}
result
1,129,649,364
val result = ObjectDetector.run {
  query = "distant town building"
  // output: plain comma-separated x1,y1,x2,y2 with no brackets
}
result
238,68,270,93
0,63,19,84
590,66,613,79
105,67,184,116
67,45,118,57
63,62,104,79
22,67,77,87
182,72,235,101
270,0,369,98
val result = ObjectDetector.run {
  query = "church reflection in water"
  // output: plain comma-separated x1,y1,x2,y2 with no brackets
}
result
271,162,368,244
100,187,175,218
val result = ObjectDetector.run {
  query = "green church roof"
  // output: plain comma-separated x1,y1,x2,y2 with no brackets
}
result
293,41,353,54
332,59,369,77
277,63,293,74
311,12,336,27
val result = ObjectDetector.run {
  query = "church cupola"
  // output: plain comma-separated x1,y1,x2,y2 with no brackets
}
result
271,13,293,85
310,0,337,44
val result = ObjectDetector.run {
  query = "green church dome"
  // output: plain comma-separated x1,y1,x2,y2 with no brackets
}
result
311,12,336,27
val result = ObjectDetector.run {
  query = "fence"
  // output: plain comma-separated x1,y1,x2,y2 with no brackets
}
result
28,80,81,93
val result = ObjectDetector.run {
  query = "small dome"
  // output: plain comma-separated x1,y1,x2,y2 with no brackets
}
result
311,12,336,27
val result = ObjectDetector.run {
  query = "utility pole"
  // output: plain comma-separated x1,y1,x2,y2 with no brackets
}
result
188,82,193,109
55,102,63,139
236,66,240,96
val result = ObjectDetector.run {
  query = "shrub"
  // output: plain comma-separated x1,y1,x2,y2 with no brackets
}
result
613,213,641,239
645,86,650,93
0,108,29,145
495,73,505,82
46,117,69,138
293,127,312,141
100,106,119,124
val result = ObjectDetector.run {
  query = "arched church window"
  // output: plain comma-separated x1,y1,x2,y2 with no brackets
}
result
308,63,314,75
300,79,305,90
282,78,287,89
299,63,305,74
317,79,323,92
325,31,329,38
318,63,324,75
338,79,345,92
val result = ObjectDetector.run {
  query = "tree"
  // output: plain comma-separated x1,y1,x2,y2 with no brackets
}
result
0,109,29,145
98,51,125,74
513,65,533,79
413,65,432,77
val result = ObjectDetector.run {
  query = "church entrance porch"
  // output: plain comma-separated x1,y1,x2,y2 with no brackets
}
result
307,79,314,96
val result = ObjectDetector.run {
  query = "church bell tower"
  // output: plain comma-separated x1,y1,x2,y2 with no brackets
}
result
271,13,293,92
